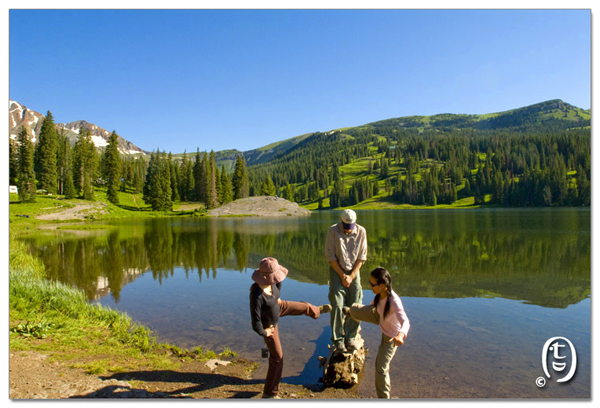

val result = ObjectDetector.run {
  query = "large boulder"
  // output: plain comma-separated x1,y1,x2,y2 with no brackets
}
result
207,196,311,217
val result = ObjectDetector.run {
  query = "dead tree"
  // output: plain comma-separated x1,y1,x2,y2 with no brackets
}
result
319,334,368,389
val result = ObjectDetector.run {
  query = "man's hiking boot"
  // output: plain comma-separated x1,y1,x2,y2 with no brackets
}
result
319,304,332,314
262,393,281,399
334,342,348,353
346,339,360,352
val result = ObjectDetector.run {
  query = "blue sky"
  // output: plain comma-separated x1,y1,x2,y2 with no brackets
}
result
9,9,591,154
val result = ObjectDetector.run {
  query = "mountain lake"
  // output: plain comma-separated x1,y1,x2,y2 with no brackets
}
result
22,208,591,399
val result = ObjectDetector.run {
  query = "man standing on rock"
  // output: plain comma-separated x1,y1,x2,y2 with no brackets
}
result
325,209,367,353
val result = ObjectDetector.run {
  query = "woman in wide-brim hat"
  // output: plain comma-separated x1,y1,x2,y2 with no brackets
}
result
249,257,332,399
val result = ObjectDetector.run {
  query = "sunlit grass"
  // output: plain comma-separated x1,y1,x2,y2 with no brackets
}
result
9,235,221,376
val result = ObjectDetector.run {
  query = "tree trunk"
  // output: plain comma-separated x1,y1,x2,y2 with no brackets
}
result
319,334,367,389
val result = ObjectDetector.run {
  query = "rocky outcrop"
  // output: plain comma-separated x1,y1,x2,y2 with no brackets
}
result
207,196,311,217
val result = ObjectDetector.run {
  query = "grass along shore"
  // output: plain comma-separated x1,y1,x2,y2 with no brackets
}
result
8,234,235,379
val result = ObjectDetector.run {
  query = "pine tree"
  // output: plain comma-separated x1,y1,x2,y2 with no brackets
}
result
170,154,180,202
232,155,249,200
215,162,222,204
179,151,194,201
220,164,233,204
282,183,293,201
73,127,98,200
56,131,75,198
144,151,172,211
35,111,59,193
178,151,189,201
381,157,389,179
9,139,18,186
194,149,207,203
105,131,122,204
132,157,144,194
207,150,218,208
143,151,158,203
16,127,37,202
261,174,276,196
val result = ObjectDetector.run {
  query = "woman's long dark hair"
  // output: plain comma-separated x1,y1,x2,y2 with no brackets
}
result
371,267,393,319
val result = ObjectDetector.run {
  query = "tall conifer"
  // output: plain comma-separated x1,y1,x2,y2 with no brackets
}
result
105,131,122,204
220,165,233,204
232,155,249,200
16,127,37,202
207,150,218,208
73,127,98,200
35,111,59,193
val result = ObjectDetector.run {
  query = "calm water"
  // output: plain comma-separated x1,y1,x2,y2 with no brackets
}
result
24,209,591,399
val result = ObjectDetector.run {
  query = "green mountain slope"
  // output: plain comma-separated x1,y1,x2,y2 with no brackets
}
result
358,99,590,132
243,99,590,209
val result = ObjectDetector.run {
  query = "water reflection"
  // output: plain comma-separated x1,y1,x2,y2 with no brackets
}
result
26,209,590,309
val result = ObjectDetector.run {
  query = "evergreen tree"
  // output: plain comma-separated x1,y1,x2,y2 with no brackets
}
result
105,131,122,204
170,154,180,202
220,164,233,204
207,150,218,209
194,149,205,203
144,151,172,211
381,157,389,179
385,177,392,196
283,183,294,201
73,127,98,200
16,127,36,202
214,160,222,204
232,155,249,199
132,157,145,194
576,165,590,206
56,131,75,198
179,151,194,201
261,174,276,196
329,165,345,208
35,111,59,193
143,151,159,203
9,139,18,186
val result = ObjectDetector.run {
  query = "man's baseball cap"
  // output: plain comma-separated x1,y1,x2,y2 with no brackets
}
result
341,209,357,230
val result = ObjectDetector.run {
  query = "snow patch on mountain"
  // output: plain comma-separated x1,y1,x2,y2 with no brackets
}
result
9,99,147,155
91,135,109,147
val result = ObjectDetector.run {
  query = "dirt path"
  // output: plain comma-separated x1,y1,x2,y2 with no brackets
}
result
36,202,108,221
9,350,360,400
131,194,140,209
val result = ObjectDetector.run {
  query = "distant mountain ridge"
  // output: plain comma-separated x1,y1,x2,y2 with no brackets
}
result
9,99,590,166
360,99,590,132
9,100,147,156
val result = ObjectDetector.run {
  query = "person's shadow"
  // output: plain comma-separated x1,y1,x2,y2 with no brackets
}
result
280,326,331,389
72,370,262,399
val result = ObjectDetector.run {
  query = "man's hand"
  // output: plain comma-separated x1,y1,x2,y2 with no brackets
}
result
265,326,275,337
341,274,353,288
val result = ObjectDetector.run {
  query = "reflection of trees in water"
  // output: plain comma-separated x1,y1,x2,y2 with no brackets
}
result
26,212,590,308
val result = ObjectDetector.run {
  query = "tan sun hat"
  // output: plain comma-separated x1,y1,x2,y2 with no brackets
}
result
252,257,289,285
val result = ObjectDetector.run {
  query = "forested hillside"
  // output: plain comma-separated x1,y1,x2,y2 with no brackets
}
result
9,99,590,211
246,99,590,208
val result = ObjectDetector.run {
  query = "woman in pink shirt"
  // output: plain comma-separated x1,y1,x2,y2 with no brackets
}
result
345,267,410,398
